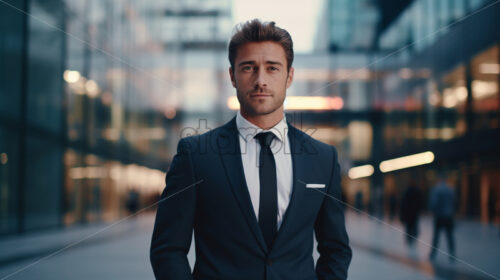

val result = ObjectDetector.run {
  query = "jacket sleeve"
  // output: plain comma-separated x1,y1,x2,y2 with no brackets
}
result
150,138,197,280
314,146,352,280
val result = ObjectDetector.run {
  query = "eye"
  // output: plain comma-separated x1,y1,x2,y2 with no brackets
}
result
268,66,279,71
241,66,253,72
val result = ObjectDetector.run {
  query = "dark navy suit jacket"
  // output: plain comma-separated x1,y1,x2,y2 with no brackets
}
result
150,117,352,280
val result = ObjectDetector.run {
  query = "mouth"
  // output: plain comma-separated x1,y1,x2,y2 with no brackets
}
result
250,94,271,98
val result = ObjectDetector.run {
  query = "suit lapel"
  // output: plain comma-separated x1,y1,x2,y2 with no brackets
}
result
272,123,310,249
217,117,268,253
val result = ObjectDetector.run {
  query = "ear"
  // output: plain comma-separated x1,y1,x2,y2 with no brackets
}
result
286,67,294,89
229,67,236,88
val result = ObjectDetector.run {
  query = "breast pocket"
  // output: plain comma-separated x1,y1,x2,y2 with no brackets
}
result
302,185,327,216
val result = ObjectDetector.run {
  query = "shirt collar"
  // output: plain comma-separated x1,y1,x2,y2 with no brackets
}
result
236,110,287,143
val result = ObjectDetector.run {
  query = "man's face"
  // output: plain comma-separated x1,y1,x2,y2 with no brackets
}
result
229,41,294,117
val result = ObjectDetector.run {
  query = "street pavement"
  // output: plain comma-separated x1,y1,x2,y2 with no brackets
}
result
0,211,498,280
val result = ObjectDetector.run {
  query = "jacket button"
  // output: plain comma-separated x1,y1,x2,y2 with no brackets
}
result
267,259,273,265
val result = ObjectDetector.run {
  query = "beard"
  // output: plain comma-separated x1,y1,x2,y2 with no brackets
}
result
237,87,285,116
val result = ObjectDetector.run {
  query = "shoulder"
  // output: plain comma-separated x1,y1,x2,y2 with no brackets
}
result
287,122,338,159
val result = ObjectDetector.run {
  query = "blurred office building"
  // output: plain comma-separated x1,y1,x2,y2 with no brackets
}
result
0,0,499,236
0,0,233,235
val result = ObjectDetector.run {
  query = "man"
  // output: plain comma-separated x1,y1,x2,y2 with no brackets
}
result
400,181,423,247
150,19,352,280
428,173,456,261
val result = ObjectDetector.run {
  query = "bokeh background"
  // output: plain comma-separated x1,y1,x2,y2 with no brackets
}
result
0,0,499,279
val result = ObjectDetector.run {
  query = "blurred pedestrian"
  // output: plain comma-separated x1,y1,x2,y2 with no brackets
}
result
354,191,364,214
126,188,140,215
428,173,456,261
400,181,423,247
388,191,398,221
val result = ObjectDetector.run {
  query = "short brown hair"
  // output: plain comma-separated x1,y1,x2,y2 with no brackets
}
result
228,19,294,72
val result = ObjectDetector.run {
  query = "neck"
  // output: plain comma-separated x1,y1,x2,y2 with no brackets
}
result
240,107,284,130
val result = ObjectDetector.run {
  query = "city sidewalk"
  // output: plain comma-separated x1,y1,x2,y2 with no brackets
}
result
344,212,500,280
0,211,498,280
0,215,155,280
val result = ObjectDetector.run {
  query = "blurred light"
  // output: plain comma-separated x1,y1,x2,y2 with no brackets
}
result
120,164,165,192
86,167,105,178
441,86,468,108
424,128,440,140
103,128,120,141
85,80,100,97
441,127,455,141
101,92,113,105
348,121,372,160
312,127,347,143
85,154,100,165
69,167,107,179
428,92,440,106
125,128,166,141
226,96,344,111
1,153,7,165
294,69,330,81
64,150,77,165
399,68,412,79
70,77,87,95
110,166,122,181
63,70,81,83
69,167,84,179
443,88,458,108
227,96,240,110
472,80,497,99
336,69,371,80
335,69,350,80
334,69,371,81
348,164,374,179
455,87,468,101
380,151,435,173
69,165,164,191
285,96,343,110
479,63,500,74
353,69,371,80
164,108,176,119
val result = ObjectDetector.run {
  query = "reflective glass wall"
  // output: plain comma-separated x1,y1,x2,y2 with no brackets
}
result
1,0,65,234
365,0,500,221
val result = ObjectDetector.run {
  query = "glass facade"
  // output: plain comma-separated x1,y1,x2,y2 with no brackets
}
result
1,0,66,233
368,0,500,220
0,0,231,235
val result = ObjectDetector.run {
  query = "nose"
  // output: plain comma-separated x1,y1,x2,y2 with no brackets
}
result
254,70,267,89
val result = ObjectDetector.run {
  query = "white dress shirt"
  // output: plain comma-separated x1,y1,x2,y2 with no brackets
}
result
236,110,293,230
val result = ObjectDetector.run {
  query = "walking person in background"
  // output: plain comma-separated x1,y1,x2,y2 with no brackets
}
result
400,180,423,247
388,191,398,221
125,188,140,215
428,173,456,261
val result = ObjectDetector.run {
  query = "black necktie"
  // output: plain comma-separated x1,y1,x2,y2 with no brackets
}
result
254,132,277,250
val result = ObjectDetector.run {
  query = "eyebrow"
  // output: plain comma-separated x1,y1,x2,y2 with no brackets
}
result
237,60,283,67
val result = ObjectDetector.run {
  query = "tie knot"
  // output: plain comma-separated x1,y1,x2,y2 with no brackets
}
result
254,132,275,147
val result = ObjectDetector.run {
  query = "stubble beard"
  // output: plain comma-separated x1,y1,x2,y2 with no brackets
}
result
237,88,285,117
